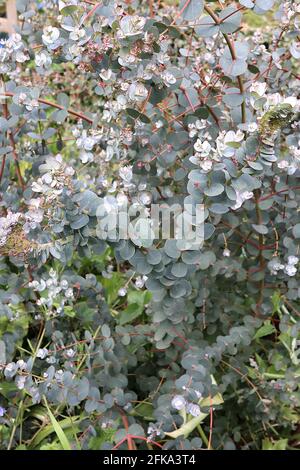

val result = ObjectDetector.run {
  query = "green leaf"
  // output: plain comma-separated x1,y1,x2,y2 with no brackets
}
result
131,402,154,420
254,321,276,339
119,303,143,325
43,398,72,451
119,290,151,325
262,438,288,450
179,0,204,21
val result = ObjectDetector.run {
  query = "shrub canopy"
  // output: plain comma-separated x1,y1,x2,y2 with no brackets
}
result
0,0,299,450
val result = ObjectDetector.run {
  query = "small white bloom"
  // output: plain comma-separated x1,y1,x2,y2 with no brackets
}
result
171,395,186,411
70,27,86,41
65,288,74,298
247,122,258,133
284,265,297,277
287,256,299,265
250,82,267,97
42,26,60,46
223,248,231,257
242,191,254,200
99,69,112,81
16,375,26,390
194,139,211,156
139,191,152,206
135,275,147,288
66,348,75,358
16,360,26,371
15,51,29,63
128,83,148,102
161,71,176,87
35,51,52,68
60,279,69,289
200,159,213,172
232,190,253,210
273,262,284,271
37,348,49,359
119,165,133,183
118,287,127,297
117,15,146,39
186,403,201,417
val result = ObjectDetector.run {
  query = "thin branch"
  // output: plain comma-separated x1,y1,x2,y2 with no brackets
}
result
4,92,94,125
204,3,246,123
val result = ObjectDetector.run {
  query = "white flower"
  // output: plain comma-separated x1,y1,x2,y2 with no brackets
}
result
15,51,29,63
16,360,26,371
135,275,147,288
171,395,186,411
200,159,213,172
69,27,86,41
42,26,60,47
243,191,254,200
161,71,176,87
266,93,282,108
117,15,146,39
80,151,94,164
66,348,75,358
60,279,69,289
100,69,112,81
37,348,49,359
128,83,148,102
118,287,127,297
16,375,26,390
8,33,22,51
216,130,244,158
194,139,211,156
287,256,299,265
223,248,231,257
119,165,133,183
250,82,267,97
186,403,201,417
42,173,53,185
31,181,45,193
247,122,258,133
35,51,52,68
273,263,284,271
76,131,97,151
65,288,74,298
284,96,299,109
155,120,164,129
284,265,297,277
139,191,152,205
232,190,253,210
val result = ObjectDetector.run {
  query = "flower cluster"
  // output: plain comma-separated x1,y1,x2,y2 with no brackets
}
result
31,155,75,200
0,211,22,247
28,269,75,317
171,394,201,418
268,256,299,277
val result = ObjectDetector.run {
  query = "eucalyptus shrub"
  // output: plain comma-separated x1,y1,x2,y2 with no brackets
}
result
0,0,299,451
